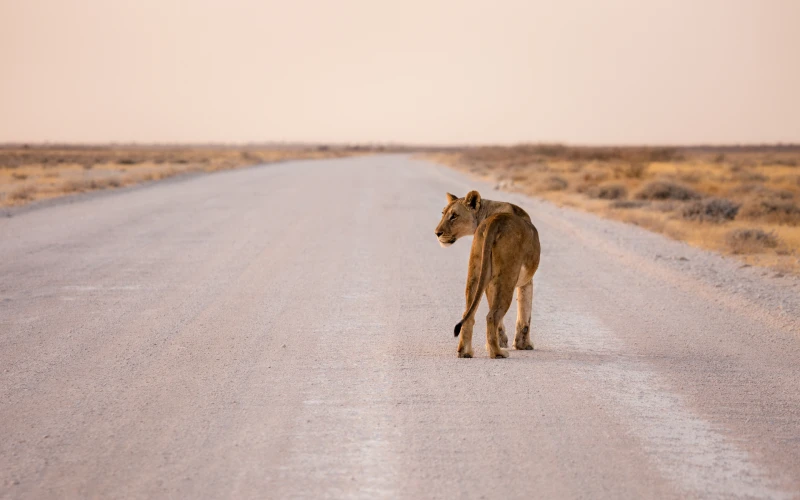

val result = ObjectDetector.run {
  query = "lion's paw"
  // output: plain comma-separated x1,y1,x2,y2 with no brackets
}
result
489,349,509,359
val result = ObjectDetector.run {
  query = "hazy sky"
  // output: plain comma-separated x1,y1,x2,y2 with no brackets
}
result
1,0,798,144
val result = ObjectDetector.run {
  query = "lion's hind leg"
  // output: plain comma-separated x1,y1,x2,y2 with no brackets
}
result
486,287,508,347
484,278,515,359
498,324,509,348
489,287,508,347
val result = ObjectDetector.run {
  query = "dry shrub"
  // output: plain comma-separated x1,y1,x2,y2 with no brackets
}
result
103,176,123,188
739,198,800,225
771,174,800,186
539,176,568,191
772,189,795,200
677,171,702,184
587,183,627,200
567,162,585,173
634,180,701,201
610,200,649,209
62,179,90,193
240,151,263,162
681,198,740,222
9,184,37,201
613,162,647,179
11,172,28,180
61,176,124,193
730,184,794,200
726,229,780,254
652,201,685,212
582,170,610,185
732,170,768,182
510,172,532,183
153,167,180,180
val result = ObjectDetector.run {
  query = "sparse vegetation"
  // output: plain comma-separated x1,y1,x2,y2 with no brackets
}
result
428,144,800,274
681,198,740,223
634,180,700,201
9,184,37,201
0,145,377,208
739,198,800,226
61,179,87,193
61,177,125,193
614,162,648,179
587,183,627,200
540,176,568,191
726,229,780,254
610,200,649,209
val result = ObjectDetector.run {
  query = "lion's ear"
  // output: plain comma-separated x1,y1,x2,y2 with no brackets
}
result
446,192,459,203
465,190,481,210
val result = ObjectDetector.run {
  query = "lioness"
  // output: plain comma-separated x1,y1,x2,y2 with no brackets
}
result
435,191,541,358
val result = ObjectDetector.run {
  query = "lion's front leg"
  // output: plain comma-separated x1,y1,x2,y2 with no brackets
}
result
457,255,482,359
514,281,534,350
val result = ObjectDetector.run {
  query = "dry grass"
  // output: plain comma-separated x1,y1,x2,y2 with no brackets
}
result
429,145,800,274
9,184,38,201
586,182,627,200
681,198,740,223
634,180,700,201
726,229,780,254
60,176,126,193
740,198,800,226
539,175,568,191
0,144,378,208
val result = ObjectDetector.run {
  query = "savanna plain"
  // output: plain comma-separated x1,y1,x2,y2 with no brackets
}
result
430,145,800,274
4,144,798,275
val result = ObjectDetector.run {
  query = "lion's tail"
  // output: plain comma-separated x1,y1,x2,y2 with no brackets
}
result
454,217,503,337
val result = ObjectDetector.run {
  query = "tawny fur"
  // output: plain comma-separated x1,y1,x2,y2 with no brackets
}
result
435,191,541,358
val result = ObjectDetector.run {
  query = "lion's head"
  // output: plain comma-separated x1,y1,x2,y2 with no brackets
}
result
434,191,482,247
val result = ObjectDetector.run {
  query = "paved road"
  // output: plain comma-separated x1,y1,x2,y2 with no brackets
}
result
2,155,800,499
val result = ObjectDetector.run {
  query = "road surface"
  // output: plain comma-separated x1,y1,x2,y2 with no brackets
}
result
2,155,800,499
